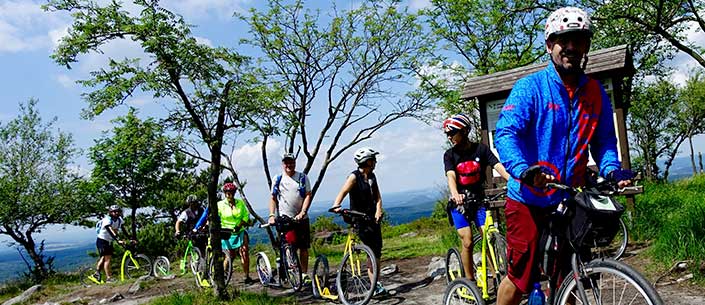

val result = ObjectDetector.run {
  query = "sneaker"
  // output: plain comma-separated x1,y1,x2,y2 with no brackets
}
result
373,282,388,296
105,277,118,284
91,272,101,281
302,273,312,285
243,276,256,285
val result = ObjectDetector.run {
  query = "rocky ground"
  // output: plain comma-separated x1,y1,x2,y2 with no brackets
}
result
6,243,705,305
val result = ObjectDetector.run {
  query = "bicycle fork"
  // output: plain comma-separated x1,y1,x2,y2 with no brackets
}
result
570,253,600,305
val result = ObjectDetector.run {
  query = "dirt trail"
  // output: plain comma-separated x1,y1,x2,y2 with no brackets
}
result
29,247,705,304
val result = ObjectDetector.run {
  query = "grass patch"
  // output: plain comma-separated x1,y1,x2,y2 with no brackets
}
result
630,174,705,280
148,290,298,305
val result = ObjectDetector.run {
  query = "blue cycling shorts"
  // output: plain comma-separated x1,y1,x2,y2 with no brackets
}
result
450,205,486,230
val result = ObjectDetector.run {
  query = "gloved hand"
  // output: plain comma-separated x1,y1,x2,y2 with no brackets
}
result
607,169,636,182
520,165,555,187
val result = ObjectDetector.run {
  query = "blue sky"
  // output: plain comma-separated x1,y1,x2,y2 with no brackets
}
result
1,0,704,245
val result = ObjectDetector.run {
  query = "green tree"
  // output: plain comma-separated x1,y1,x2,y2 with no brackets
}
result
663,70,705,179
422,0,550,123
46,0,272,298
0,99,86,281
628,80,680,179
89,108,177,239
241,0,437,198
582,0,705,69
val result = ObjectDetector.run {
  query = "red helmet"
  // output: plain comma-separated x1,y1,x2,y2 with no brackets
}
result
443,114,472,133
223,182,236,192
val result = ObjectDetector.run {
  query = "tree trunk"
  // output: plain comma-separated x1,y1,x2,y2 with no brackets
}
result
208,144,228,299
699,152,704,173
130,203,138,240
16,235,48,281
689,135,697,175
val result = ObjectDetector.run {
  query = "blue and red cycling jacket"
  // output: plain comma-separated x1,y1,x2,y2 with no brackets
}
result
494,61,622,208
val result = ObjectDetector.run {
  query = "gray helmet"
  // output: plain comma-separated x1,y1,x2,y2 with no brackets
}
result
186,194,199,204
282,153,296,161
108,205,121,212
354,147,379,165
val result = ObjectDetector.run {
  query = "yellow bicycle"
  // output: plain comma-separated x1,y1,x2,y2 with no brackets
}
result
80,240,152,286
445,189,508,302
194,229,234,288
312,208,378,305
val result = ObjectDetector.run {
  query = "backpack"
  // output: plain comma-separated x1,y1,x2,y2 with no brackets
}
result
566,191,625,248
272,173,307,198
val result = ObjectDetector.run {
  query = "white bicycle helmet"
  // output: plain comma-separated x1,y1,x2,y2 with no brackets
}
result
443,114,472,133
108,205,121,212
544,7,593,40
354,147,379,165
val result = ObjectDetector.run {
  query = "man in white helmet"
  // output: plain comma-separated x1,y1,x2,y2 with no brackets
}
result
331,147,386,295
494,7,635,305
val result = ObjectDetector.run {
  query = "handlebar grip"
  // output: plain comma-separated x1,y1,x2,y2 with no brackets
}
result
259,223,272,228
545,182,569,190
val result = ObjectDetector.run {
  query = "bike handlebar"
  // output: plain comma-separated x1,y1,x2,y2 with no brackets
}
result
329,207,372,221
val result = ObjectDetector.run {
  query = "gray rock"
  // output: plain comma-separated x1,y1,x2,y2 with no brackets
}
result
2,284,42,305
426,256,445,278
109,293,125,302
400,232,418,238
381,264,399,276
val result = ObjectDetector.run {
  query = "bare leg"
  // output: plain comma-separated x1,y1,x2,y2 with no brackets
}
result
240,235,250,278
300,248,309,274
103,255,112,279
457,226,475,280
497,277,522,305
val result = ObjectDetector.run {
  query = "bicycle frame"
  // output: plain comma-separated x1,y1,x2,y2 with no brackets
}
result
120,249,139,282
180,240,194,274
476,209,503,300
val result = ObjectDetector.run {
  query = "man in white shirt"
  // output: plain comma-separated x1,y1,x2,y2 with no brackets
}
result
268,153,313,279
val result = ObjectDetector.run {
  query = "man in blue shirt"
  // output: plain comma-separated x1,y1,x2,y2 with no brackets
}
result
494,7,635,305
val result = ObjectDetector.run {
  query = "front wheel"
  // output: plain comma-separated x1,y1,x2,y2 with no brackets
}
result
312,255,330,298
555,258,664,305
255,252,273,285
125,254,152,279
187,247,202,275
283,244,303,291
445,247,464,283
152,256,171,279
336,244,377,305
443,278,486,305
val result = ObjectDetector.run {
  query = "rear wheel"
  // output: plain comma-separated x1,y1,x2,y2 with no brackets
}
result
283,244,302,291
209,251,233,287
336,244,377,305
312,255,330,298
152,256,171,279
443,278,485,305
445,247,464,283
255,252,273,285
125,254,152,279
472,233,507,295
555,258,663,305
593,218,629,260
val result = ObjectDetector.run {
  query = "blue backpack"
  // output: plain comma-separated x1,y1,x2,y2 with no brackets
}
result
272,173,307,198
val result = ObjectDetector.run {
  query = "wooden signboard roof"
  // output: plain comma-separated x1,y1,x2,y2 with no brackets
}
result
461,45,634,100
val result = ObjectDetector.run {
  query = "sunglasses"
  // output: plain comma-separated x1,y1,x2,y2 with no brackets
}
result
445,129,460,137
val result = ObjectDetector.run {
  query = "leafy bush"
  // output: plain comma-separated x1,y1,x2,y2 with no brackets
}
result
310,215,342,234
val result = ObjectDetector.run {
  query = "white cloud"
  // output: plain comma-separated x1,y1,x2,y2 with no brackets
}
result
0,1,70,53
664,21,705,86
161,0,251,21
56,74,74,88
78,38,150,73
416,60,468,89
195,36,213,47
407,0,432,11
127,97,150,106
231,138,283,169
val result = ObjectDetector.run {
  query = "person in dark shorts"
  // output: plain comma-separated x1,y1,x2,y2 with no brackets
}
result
94,205,129,283
268,152,313,283
442,113,509,282
175,194,207,252
331,147,386,295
